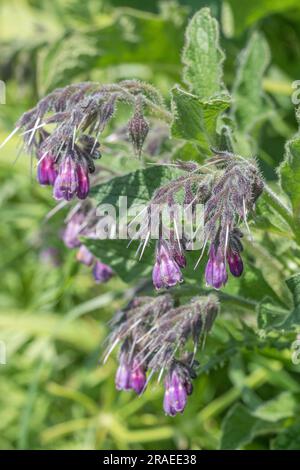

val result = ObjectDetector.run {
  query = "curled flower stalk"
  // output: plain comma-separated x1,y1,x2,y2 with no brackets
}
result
14,80,170,201
105,294,219,415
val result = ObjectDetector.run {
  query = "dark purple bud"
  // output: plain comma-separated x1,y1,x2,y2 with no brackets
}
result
93,260,113,283
37,153,58,186
76,163,90,199
129,358,147,395
163,370,188,416
205,245,228,289
62,212,85,249
128,110,149,157
171,247,186,269
227,249,243,277
152,241,182,290
115,354,131,391
76,245,94,266
53,155,78,201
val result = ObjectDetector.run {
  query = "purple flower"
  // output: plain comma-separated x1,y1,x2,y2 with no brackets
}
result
163,369,191,416
62,212,85,248
53,155,78,201
115,354,147,395
129,358,147,395
37,153,58,186
227,249,243,277
76,163,90,200
152,240,183,290
205,245,228,289
76,245,94,266
115,354,131,391
93,260,113,283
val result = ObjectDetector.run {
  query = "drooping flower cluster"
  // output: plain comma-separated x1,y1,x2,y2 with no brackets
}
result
62,202,113,284
105,294,219,416
132,153,263,291
14,80,169,201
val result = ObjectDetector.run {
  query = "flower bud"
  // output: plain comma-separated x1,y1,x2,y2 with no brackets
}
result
93,260,113,283
129,358,147,395
227,249,243,277
53,155,78,201
128,110,149,157
62,212,85,248
76,245,94,266
37,153,58,186
76,163,90,200
115,354,131,391
163,369,191,416
152,240,182,290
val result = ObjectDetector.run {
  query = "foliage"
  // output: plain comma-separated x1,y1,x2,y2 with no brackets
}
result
1,0,300,451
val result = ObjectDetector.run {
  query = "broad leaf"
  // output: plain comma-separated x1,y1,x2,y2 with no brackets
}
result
280,134,300,227
84,238,206,285
38,10,184,93
257,297,289,331
272,423,300,450
220,403,276,450
252,392,297,422
90,165,182,208
227,0,300,36
171,86,230,153
182,7,226,99
231,31,271,132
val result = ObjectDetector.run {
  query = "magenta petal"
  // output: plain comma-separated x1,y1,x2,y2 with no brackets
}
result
76,164,90,199
54,155,78,201
129,359,147,395
227,250,243,277
37,154,58,186
205,245,228,289
93,261,113,283
76,245,94,266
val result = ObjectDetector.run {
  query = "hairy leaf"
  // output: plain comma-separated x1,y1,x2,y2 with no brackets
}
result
231,31,271,132
220,403,277,450
182,7,226,99
171,86,230,153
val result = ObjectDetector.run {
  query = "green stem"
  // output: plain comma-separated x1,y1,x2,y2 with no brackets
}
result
197,367,268,423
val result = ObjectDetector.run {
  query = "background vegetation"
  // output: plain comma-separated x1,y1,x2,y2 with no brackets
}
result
1,0,300,450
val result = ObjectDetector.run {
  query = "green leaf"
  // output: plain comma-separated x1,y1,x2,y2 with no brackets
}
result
280,134,300,226
182,7,226,99
256,188,294,237
83,239,153,283
226,0,300,36
252,392,297,422
220,403,276,450
90,165,182,208
38,10,184,93
84,238,206,285
280,273,300,328
232,31,271,132
171,86,230,153
257,297,289,331
272,423,300,450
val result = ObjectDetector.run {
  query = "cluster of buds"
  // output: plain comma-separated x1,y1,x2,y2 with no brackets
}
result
132,153,263,291
203,152,263,289
62,202,113,284
14,80,168,201
105,294,219,416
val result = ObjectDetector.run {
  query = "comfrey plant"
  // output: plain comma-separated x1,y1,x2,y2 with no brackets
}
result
6,8,299,418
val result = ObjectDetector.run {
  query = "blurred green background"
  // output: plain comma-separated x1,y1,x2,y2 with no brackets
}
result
1,0,300,450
